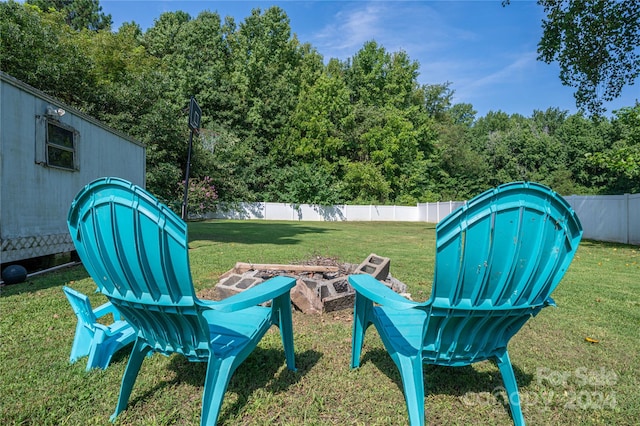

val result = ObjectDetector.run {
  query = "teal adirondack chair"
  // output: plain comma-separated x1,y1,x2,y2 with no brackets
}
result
350,182,583,426
67,177,296,425
62,285,136,371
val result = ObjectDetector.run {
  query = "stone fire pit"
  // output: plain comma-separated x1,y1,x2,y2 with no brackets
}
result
208,254,409,314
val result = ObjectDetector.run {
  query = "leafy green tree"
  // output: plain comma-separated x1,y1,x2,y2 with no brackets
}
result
586,104,640,193
587,146,640,193
228,7,300,136
448,103,477,127
433,121,490,200
522,0,640,116
531,107,569,136
70,19,189,202
468,111,576,192
78,22,155,94
137,7,310,203
276,72,351,164
423,86,484,199
341,161,392,204
555,112,610,190
423,82,455,121
358,107,430,202
264,163,343,205
0,1,96,105
124,94,188,203
6,0,636,206
346,41,388,106
141,11,246,202
472,110,513,135
469,110,513,161
610,103,640,146
346,41,421,109
222,7,307,197
199,125,259,203
384,49,424,109
337,41,437,203
26,0,111,30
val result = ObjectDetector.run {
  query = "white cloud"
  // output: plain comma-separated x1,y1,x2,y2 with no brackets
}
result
309,1,475,61
311,2,388,57
452,51,538,104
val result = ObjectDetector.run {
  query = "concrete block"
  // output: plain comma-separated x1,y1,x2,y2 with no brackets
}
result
321,277,355,312
215,270,263,299
209,257,407,313
384,274,408,294
356,253,390,280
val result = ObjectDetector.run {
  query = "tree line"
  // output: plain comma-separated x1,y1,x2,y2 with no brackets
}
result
1,0,638,209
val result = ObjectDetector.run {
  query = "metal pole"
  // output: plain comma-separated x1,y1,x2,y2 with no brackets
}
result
181,129,194,220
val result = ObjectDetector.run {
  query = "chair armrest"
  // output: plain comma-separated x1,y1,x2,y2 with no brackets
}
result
349,274,419,310
202,275,296,313
93,301,121,319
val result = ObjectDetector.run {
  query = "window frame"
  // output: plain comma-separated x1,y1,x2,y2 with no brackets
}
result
45,119,78,171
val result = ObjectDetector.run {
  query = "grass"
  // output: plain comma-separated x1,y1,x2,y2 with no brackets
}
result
1,220,639,425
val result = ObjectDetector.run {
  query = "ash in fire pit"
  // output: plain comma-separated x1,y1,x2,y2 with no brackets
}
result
211,254,408,314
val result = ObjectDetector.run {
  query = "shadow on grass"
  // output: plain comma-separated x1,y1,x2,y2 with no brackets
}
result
361,348,533,416
187,221,336,246
119,347,322,423
0,264,90,297
579,239,639,249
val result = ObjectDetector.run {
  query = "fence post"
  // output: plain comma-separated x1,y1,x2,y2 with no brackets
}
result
625,194,630,245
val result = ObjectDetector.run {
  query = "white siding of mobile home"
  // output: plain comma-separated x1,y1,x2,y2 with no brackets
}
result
0,72,145,263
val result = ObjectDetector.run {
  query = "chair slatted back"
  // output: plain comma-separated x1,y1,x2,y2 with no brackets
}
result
68,177,210,360
63,286,98,330
424,182,582,365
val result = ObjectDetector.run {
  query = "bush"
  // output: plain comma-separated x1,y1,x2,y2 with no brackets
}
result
177,176,219,217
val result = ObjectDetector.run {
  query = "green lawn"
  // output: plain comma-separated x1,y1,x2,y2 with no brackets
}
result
1,220,638,425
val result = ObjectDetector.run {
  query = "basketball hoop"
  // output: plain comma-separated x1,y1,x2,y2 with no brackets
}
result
198,128,220,153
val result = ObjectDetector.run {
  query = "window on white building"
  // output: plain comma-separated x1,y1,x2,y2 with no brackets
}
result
46,121,77,170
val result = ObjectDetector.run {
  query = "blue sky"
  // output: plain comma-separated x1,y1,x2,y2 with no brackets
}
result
100,0,639,118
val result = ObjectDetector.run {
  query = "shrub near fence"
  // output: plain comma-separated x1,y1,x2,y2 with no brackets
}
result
207,193,640,245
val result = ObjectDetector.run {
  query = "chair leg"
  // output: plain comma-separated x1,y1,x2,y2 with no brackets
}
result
69,323,92,363
351,293,372,369
110,338,150,422
495,351,525,426
200,356,235,426
273,293,296,371
394,354,426,426
86,329,108,371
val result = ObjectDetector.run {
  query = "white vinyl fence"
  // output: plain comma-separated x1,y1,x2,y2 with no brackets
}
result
564,193,639,245
206,193,639,245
